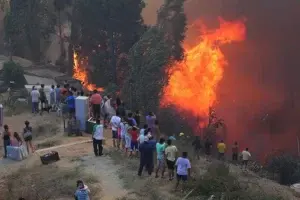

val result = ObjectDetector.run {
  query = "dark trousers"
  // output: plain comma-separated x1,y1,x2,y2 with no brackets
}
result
32,102,39,113
93,138,103,156
138,158,153,176
92,104,101,120
3,139,10,157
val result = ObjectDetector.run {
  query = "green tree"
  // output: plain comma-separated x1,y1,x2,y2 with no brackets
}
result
122,27,171,112
4,0,55,61
71,0,146,87
53,0,72,61
2,61,26,88
157,0,187,61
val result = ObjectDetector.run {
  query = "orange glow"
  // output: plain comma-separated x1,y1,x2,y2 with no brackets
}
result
73,52,104,92
161,18,246,126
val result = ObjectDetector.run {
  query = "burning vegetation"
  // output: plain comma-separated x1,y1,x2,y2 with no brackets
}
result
162,18,246,127
73,52,103,92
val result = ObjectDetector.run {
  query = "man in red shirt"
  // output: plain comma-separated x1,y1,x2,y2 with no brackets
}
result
90,90,102,120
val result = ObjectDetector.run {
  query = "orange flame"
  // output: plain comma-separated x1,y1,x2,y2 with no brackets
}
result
73,52,104,92
161,18,246,125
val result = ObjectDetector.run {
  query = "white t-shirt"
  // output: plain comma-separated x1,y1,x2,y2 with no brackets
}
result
93,124,104,140
242,150,251,160
120,122,126,138
165,145,178,161
175,157,191,176
110,116,121,131
31,90,40,102
138,134,149,144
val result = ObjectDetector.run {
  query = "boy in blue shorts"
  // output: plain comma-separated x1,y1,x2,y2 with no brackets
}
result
175,152,191,191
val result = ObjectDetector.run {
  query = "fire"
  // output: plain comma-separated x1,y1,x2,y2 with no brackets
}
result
73,52,104,92
161,18,246,125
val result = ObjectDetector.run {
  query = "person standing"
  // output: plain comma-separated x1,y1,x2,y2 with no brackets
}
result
138,140,155,176
119,118,127,150
55,84,61,109
241,148,251,170
50,85,55,111
204,138,212,161
39,84,47,115
127,113,137,126
23,121,34,153
232,141,239,164
152,120,161,141
2,124,11,158
110,111,121,148
116,98,126,118
192,136,202,160
137,125,149,145
129,126,139,156
31,86,40,114
155,138,166,178
66,91,76,119
146,112,156,130
175,152,191,191
217,140,226,160
165,139,178,180
90,90,102,120
92,119,104,156
134,110,141,127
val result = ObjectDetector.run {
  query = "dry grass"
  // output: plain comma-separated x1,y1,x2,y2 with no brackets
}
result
34,120,61,138
36,139,62,149
1,164,100,200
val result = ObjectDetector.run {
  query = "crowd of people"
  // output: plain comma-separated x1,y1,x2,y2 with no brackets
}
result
1,82,253,199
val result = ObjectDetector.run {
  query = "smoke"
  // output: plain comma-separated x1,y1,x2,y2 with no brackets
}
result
143,0,300,159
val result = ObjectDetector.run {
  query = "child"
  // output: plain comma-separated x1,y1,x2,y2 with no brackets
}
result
130,126,139,157
11,132,22,147
74,180,90,200
125,124,132,155
175,152,191,191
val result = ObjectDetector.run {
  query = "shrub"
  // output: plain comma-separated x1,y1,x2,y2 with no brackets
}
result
266,154,300,185
189,162,285,200
2,61,27,88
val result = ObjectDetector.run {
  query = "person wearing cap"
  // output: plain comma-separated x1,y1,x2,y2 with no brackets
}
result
23,121,34,153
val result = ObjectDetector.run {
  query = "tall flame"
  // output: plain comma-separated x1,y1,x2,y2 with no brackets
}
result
161,18,246,125
73,52,103,92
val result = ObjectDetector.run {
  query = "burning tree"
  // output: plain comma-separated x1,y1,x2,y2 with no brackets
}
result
70,0,146,89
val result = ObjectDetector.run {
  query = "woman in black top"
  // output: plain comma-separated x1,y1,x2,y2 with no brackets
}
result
2,124,11,158
23,121,34,153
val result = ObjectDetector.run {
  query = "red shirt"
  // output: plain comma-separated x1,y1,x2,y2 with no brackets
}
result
90,93,102,105
130,130,138,142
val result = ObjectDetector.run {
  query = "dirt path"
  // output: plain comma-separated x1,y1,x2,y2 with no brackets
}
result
81,155,127,200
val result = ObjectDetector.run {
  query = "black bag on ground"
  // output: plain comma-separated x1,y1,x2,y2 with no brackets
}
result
40,151,60,165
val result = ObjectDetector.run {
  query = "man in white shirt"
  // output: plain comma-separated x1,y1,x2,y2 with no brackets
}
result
241,148,251,170
165,139,178,180
31,87,40,114
110,111,121,148
92,119,104,156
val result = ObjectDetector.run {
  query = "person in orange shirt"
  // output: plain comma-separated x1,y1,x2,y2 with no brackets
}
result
90,90,102,120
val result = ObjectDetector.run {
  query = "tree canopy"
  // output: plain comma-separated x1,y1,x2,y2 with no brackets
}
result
4,0,55,61
122,27,171,112
71,0,146,87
